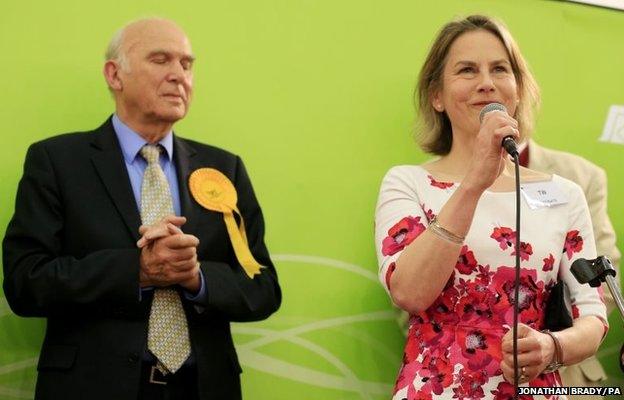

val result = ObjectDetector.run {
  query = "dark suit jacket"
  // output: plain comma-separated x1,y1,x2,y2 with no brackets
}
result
2,118,281,400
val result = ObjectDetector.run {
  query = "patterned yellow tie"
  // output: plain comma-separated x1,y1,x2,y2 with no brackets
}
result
140,144,191,374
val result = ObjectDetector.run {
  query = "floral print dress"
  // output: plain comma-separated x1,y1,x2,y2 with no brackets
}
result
375,165,608,400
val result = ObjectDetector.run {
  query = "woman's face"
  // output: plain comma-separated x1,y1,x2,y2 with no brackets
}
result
433,29,520,137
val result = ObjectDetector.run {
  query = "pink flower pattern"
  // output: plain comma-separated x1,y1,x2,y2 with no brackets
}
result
378,169,607,399
456,245,478,275
389,224,587,399
511,242,533,261
542,254,555,272
490,227,516,250
563,230,583,260
491,227,535,262
420,204,436,223
385,262,396,290
382,216,426,256
428,175,454,189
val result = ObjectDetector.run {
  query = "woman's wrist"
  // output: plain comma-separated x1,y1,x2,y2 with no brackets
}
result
456,178,486,199
541,330,564,373
428,216,465,244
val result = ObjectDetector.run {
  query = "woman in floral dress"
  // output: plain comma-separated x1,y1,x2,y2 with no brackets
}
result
374,15,607,400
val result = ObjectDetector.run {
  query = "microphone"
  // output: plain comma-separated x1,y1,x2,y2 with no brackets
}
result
478,102,519,157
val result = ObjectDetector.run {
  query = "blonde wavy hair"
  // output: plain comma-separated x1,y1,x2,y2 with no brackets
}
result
416,15,540,155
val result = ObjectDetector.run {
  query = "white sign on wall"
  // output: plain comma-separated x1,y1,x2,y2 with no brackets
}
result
568,0,624,11
599,105,624,145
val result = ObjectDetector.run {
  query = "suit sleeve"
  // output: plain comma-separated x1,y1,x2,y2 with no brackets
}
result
585,167,621,282
2,142,142,318
585,167,620,314
196,156,281,322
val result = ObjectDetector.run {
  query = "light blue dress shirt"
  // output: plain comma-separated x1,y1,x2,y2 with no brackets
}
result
112,114,206,303
112,114,181,216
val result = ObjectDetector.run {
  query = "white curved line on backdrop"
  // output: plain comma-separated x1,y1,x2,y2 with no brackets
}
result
234,312,397,396
272,254,378,283
0,386,33,399
0,358,38,399
233,254,393,398
239,346,391,396
284,335,373,399
236,310,396,350
0,358,38,376
0,297,11,318
290,337,370,400
337,325,402,366
236,313,402,365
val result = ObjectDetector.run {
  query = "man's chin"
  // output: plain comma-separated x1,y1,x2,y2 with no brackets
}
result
156,108,187,123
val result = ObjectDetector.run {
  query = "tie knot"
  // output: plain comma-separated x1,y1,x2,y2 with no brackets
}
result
140,144,162,165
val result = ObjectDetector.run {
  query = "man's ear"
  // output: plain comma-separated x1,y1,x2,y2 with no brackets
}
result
103,60,123,91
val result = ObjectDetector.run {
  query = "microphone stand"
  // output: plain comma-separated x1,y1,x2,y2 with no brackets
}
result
571,256,624,323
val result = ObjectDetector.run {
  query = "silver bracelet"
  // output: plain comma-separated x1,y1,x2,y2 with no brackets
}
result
541,329,564,373
428,216,465,245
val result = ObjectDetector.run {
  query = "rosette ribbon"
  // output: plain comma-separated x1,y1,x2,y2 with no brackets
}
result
189,168,263,278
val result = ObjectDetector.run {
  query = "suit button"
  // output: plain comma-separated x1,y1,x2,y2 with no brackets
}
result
128,353,139,363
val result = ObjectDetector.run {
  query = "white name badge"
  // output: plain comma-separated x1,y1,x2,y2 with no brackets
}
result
520,180,569,210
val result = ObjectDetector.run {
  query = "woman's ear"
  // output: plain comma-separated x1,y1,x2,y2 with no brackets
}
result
432,92,444,112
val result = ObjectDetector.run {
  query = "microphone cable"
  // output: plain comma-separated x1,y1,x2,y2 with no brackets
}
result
511,152,521,400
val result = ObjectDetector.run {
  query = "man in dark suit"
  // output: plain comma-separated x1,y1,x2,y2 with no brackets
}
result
2,18,281,400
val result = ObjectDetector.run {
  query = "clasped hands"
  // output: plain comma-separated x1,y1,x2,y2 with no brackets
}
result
501,323,556,384
138,215,201,293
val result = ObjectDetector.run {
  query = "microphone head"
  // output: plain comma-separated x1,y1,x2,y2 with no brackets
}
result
479,102,507,122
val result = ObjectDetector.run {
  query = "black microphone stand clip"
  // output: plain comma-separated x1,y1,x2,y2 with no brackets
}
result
571,256,624,323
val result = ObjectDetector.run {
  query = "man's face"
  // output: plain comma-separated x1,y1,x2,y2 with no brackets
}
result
116,21,194,126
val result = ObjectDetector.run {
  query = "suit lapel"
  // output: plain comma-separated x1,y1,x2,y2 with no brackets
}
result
528,139,555,172
90,119,142,241
173,136,200,236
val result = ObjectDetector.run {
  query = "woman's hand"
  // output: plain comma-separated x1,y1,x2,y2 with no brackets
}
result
463,110,519,192
500,323,555,384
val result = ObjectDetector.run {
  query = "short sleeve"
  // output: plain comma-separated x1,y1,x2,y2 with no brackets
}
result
374,167,429,295
558,182,609,333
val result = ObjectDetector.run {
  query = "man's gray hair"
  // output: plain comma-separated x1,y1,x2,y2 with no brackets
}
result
105,27,129,71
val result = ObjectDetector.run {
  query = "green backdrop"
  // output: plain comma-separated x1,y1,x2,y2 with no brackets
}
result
1,0,623,399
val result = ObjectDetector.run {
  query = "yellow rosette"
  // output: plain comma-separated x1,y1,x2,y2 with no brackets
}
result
189,168,263,278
